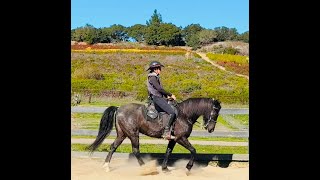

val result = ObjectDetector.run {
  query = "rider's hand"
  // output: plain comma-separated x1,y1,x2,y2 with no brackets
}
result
170,94,176,100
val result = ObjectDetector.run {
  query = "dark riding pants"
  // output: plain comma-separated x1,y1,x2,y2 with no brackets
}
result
152,96,175,115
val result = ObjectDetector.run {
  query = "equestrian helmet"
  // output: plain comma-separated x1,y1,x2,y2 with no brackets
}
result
146,61,164,71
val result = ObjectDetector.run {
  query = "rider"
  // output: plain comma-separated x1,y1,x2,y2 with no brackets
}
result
146,61,177,140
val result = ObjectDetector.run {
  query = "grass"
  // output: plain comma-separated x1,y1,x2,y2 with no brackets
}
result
215,116,236,130
206,53,249,76
220,103,249,108
231,114,249,125
72,113,102,119
72,113,102,130
71,135,248,142
71,143,248,154
206,53,248,64
76,96,145,107
217,115,249,130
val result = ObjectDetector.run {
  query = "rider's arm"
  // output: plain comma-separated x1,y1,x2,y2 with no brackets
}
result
149,76,172,97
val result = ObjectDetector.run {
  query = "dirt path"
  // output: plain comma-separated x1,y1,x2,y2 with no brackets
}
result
72,157,249,180
196,52,249,80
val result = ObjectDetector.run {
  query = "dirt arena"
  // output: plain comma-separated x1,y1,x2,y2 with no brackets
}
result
72,157,248,180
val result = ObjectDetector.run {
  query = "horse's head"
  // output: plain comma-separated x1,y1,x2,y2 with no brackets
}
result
203,99,221,133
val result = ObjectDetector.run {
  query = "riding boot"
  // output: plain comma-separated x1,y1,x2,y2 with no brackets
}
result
162,114,176,140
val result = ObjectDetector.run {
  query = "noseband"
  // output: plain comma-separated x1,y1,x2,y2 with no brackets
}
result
204,106,219,128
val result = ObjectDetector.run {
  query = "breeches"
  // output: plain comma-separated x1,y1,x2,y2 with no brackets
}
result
152,96,175,115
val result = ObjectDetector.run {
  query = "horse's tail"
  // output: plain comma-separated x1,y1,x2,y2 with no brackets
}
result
87,106,118,153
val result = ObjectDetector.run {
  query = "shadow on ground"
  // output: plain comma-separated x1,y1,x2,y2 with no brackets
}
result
128,153,246,168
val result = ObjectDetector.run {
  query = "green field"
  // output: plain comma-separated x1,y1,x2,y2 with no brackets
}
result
71,135,248,142
229,114,248,125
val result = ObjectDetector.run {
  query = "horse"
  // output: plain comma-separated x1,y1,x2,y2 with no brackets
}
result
88,97,221,173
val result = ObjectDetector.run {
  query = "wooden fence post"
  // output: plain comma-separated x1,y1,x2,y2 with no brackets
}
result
88,93,92,103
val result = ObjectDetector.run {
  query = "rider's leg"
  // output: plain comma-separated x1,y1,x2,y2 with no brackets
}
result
152,96,176,140
162,113,176,139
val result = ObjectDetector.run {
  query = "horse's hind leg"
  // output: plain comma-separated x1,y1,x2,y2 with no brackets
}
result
128,136,145,166
102,133,126,172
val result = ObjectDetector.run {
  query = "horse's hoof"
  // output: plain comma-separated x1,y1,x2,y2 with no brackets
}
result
162,167,171,173
185,168,191,176
102,163,110,172
102,163,109,168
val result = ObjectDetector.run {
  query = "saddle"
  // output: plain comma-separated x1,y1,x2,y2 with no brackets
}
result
145,97,178,136
146,97,178,119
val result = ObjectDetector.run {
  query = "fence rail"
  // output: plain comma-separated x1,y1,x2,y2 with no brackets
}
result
71,129,249,138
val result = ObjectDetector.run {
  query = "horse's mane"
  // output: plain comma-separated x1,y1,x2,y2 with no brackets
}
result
177,98,220,119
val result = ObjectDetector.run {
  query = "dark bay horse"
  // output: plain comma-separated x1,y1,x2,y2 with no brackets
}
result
88,98,221,173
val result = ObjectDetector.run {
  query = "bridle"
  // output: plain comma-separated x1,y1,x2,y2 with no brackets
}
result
204,106,219,129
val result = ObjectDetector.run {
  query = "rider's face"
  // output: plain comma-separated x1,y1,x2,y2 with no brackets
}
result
155,68,161,75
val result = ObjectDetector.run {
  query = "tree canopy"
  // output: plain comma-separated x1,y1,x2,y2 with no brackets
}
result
71,10,249,48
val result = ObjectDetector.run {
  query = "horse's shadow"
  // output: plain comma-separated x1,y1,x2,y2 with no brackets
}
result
128,153,234,168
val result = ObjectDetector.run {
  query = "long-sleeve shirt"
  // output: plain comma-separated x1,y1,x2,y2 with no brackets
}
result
148,76,172,97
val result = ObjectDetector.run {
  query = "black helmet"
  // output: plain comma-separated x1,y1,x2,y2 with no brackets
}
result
146,61,164,71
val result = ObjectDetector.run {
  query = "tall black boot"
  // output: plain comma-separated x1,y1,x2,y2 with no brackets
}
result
162,114,176,140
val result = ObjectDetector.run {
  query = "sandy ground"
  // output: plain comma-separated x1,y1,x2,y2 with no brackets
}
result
72,157,248,180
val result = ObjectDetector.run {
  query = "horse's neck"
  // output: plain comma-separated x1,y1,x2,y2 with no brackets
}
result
179,109,202,124
177,103,204,124
189,114,201,124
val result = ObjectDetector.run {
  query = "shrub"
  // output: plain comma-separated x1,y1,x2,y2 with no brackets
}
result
207,53,248,64
180,81,202,93
222,47,239,55
73,66,104,80
136,91,147,102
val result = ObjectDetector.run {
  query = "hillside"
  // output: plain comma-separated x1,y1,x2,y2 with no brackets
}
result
71,45,249,105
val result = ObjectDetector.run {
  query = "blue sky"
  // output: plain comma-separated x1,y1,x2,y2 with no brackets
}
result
71,0,249,33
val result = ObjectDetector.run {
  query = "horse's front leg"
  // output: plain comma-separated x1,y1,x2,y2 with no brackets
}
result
129,136,145,166
162,140,176,172
177,137,196,174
